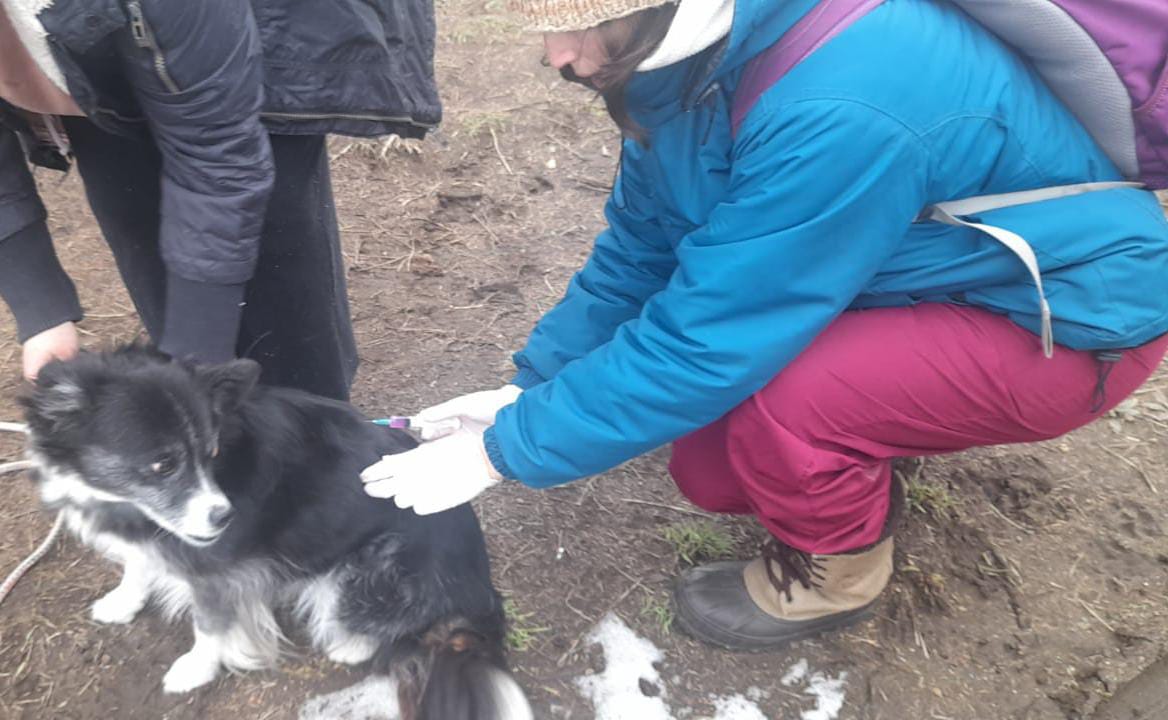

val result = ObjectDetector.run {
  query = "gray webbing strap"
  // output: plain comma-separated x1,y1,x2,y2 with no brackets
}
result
921,181,1145,359
924,205,1055,357
930,181,1143,217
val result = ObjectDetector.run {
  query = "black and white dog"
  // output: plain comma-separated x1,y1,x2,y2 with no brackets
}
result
21,346,530,720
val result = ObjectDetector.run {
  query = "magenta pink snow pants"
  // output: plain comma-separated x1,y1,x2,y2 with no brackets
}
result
669,304,1168,555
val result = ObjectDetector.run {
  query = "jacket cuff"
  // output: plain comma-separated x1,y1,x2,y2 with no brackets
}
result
510,365,546,390
482,426,517,480
0,220,83,341
159,272,245,364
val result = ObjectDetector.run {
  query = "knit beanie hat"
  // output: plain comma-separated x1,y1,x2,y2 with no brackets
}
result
510,0,677,32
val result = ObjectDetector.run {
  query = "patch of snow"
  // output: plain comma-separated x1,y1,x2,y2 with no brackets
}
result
709,693,769,720
576,613,771,720
781,659,849,720
299,619,844,720
575,613,672,720
298,675,399,720
781,658,809,686
801,671,849,720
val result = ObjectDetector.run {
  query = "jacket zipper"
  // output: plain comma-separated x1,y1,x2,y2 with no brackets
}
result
126,1,181,94
694,82,721,145
122,7,431,128
93,107,145,123
259,111,437,129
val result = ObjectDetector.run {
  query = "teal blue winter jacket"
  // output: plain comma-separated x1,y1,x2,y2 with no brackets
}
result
484,0,1168,487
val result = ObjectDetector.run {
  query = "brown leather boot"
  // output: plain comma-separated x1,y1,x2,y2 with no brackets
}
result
673,537,893,651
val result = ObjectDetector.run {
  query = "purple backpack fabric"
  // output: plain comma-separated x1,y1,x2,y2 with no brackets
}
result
732,0,1168,189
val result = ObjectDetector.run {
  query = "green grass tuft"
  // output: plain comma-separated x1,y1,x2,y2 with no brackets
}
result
640,595,674,635
503,598,550,652
460,111,511,136
905,479,960,519
662,521,735,565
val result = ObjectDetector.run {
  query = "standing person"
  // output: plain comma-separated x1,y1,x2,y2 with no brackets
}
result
361,0,1168,650
0,0,438,399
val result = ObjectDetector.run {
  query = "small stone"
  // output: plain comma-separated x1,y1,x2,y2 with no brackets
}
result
586,645,605,673
639,677,660,697
1097,666,1121,692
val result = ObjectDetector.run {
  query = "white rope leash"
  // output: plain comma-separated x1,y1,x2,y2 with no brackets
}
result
0,509,63,606
0,423,64,608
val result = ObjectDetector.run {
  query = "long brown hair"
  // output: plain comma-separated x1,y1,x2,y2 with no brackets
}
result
560,5,679,144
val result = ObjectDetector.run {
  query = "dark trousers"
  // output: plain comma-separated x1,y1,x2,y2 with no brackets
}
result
62,119,357,401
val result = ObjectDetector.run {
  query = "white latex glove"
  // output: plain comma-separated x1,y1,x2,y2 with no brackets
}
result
361,431,502,514
411,384,522,441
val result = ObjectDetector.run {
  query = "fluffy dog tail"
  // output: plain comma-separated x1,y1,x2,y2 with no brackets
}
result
393,624,532,720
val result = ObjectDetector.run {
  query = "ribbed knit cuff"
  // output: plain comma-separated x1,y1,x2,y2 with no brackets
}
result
482,425,517,480
158,273,245,364
0,220,83,341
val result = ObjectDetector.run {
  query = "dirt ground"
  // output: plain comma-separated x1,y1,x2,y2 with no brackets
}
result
3,3,1168,719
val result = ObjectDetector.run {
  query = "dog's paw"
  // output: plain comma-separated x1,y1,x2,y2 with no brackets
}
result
91,589,145,624
162,650,220,694
326,635,378,665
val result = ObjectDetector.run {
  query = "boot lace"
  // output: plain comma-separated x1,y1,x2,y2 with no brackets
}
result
761,538,825,603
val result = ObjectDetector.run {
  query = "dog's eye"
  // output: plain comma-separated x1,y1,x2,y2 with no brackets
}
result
150,457,177,476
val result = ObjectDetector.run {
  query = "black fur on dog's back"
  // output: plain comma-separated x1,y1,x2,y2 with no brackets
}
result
22,347,525,719
222,389,516,719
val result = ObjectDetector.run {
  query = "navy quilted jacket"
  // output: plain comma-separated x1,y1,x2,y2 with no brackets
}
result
0,0,437,348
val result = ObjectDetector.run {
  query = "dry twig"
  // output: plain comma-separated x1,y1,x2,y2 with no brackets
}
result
618,498,710,519
489,127,514,175
1077,598,1116,633
1099,445,1158,493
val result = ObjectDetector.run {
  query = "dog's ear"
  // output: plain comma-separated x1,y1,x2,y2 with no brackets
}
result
21,360,89,434
197,359,261,415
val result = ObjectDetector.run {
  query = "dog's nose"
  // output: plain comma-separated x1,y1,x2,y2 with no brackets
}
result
209,503,235,530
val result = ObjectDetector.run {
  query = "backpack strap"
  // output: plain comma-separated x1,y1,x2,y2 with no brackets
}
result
731,0,886,137
921,181,1144,358
925,204,1057,358
927,181,1144,218
729,2,1149,358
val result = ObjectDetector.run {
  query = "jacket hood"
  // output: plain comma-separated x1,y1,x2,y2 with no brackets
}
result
715,0,826,80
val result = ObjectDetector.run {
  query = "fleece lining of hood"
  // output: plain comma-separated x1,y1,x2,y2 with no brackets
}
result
638,0,734,72
1,0,68,92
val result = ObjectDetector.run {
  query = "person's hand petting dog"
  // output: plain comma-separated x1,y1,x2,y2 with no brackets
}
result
361,385,520,514
361,431,501,514
22,321,79,381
